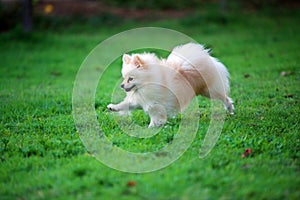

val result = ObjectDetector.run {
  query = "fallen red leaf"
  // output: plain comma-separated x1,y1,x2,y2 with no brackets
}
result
242,148,253,158
126,181,136,187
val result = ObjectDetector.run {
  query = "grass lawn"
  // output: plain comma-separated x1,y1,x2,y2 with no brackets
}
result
0,9,299,200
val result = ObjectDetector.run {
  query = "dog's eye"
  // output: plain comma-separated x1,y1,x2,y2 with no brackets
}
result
127,77,134,82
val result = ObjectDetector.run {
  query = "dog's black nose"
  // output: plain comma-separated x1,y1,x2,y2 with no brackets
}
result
120,84,124,88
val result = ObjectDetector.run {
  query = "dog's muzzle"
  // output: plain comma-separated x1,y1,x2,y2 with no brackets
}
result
121,84,136,92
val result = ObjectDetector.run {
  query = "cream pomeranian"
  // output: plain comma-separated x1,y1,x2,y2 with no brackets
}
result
108,43,234,127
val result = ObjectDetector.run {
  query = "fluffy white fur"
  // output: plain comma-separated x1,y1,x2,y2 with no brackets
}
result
108,43,234,127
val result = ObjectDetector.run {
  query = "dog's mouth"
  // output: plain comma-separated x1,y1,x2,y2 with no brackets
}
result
124,84,136,92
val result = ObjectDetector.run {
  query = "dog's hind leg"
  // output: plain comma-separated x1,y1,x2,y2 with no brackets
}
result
203,89,234,114
214,93,234,115
223,96,234,115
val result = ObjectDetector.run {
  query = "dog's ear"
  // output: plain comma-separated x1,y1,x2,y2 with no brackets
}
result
132,55,144,68
122,54,131,64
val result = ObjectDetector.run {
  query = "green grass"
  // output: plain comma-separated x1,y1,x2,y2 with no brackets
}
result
1,10,300,199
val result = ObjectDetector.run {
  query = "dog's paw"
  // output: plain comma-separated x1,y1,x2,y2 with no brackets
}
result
148,118,166,128
107,104,118,111
227,104,234,115
148,122,162,128
148,123,155,128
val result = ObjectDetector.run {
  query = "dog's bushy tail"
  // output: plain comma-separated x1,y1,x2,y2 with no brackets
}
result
167,43,210,70
167,42,230,95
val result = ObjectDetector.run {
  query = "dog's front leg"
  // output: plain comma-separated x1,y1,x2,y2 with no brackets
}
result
107,99,132,115
148,104,167,128
107,96,141,115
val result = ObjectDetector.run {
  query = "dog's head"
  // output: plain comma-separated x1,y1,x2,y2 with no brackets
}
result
120,53,159,92
120,54,146,92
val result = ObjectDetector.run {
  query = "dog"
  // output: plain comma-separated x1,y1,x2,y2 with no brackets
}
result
107,43,234,127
